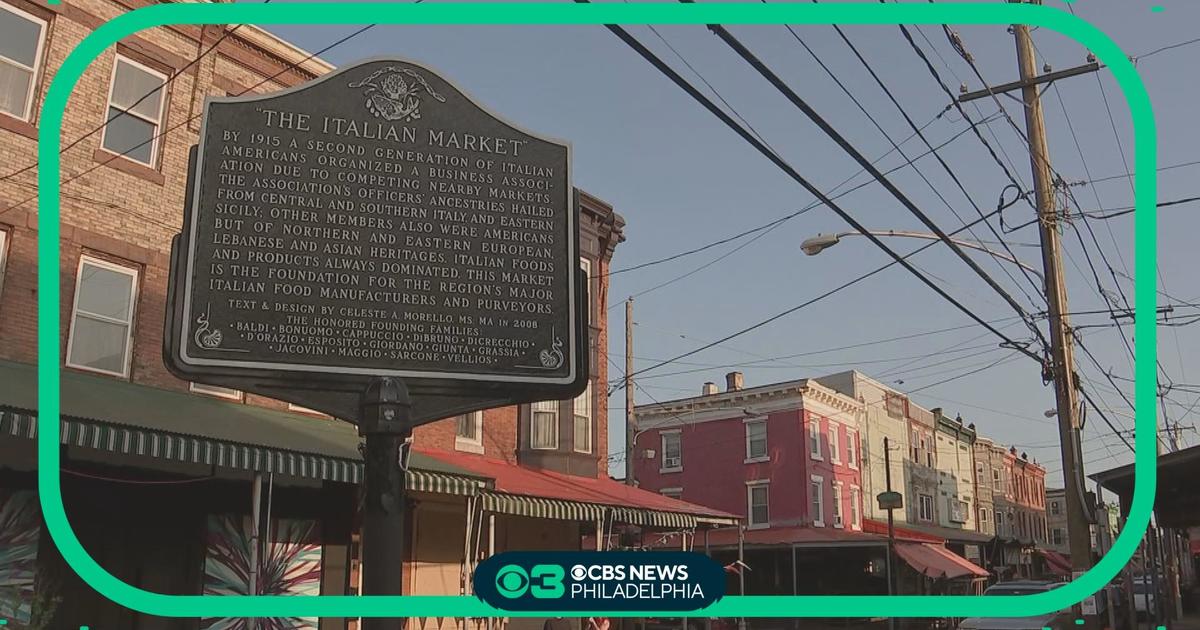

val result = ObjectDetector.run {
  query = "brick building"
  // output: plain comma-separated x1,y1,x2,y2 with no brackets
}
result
0,2,733,629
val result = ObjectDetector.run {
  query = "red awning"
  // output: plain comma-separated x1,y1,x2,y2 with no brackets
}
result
894,542,989,579
419,448,737,524
637,525,885,549
863,519,945,544
1037,549,1072,576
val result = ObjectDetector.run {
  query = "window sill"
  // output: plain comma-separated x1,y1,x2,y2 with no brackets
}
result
834,523,844,529
743,456,769,464
747,523,770,531
659,467,683,474
92,148,166,185
809,455,823,462
455,438,484,454
830,459,842,466
65,361,129,380
0,113,38,141
813,521,826,528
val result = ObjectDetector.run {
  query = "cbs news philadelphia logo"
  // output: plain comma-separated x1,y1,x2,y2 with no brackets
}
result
475,552,726,611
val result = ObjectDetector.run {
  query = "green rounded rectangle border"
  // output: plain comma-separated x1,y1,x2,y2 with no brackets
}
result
36,1,1158,620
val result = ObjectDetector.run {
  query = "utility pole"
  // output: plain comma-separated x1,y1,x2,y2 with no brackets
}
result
1013,8,1097,628
883,437,897,630
625,298,636,485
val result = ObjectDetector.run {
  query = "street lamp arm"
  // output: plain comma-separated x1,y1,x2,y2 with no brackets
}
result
811,229,1044,283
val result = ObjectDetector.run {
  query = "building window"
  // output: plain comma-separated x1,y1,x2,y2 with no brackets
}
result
979,507,989,524
0,229,9,296
101,56,167,166
992,468,1002,490
911,431,920,461
832,482,844,528
850,486,862,530
744,419,767,461
808,419,822,460
189,382,242,401
530,400,558,450
66,257,138,377
661,431,682,471
455,410,483,453
810,475,825,527
573,381,592,453
828,423,841,464
0,3,47,120
660,487,682,500
1051,501,1060,516
925,438,934,467
918,494,934,522
846,429,858,469
1052,528,1064,546
747,482,769,528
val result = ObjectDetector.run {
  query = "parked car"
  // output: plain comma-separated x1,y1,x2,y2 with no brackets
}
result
956,581,1073,630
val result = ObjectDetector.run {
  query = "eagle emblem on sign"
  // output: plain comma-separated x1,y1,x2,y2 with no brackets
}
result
348,66,446,122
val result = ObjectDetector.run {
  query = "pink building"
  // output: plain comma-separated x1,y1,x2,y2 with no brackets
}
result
632,373,866,533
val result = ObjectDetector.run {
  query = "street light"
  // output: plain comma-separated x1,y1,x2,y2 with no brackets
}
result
800,230,1044,284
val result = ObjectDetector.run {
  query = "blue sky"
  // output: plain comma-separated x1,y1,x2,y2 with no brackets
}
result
255,0,1200,487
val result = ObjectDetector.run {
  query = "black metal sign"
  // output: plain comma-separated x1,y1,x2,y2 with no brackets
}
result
164,58,588,422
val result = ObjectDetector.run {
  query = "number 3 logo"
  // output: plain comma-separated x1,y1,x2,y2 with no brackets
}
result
530,564,565,599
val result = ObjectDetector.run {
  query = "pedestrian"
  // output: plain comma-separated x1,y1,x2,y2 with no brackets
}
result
587,617,611,630
544,618,573,630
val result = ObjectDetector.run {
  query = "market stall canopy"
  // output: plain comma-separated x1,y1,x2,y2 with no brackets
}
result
1090,443,1200,529
894,542,989,579
1037,548,1072,576
0,359,485,494
421,449,739,528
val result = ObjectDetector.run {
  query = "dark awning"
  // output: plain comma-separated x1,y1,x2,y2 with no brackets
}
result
0,359,485,493
1090,444,1200,528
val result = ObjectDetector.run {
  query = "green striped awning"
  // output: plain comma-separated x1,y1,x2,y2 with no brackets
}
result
2,407,483,494
481,492,605,521
611,506,697,529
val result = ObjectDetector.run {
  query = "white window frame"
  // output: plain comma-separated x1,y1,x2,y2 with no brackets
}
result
828,422,841,464
918,494,934,522
455,410,484,454
808,419,822,461
992,467,1002,490
979,507,989,524
572,380,592,454
849,485,862,530
0,3,48,121
660,487,682,500
66,256,138,377
832,481,844,529
746,480,769,529
660,430,682,472
846,429,858,469
530,400,559,450
0,229,9,298
100,55,168,167
190,382,243,401
810,474,825,528
743,418,768,463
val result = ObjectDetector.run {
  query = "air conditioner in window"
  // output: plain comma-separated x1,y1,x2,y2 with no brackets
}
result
663,456,681,468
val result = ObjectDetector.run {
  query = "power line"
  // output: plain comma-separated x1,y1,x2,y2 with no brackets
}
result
706,22,1050,354
0,5,274,183
0,23,378,222
1134,36,1200,63
583,12,1043,382
813,6,1045,307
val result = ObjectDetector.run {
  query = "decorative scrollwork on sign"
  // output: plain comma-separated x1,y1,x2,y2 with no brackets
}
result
194,305,224,350
348,66,446,122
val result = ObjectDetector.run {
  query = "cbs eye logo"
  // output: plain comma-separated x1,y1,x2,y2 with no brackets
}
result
495,564,565,599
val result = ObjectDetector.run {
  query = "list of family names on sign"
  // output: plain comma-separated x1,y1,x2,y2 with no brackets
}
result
180,60,576,383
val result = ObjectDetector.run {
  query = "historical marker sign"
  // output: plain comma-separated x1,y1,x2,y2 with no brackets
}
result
177,58,576,385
